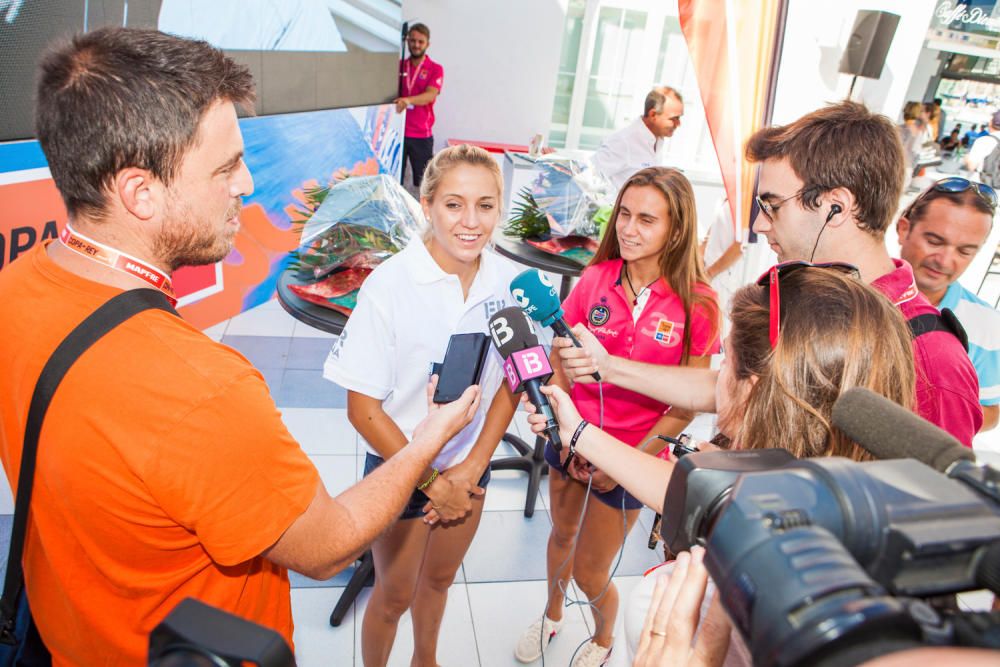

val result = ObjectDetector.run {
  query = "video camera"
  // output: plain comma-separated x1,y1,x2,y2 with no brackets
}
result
148,598,294,667
661,388,1000,667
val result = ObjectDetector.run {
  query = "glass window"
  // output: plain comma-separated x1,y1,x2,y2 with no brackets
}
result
547,1,722,180
550,0,586,131
582,7,648,132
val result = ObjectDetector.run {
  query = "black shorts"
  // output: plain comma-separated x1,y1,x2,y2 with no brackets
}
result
402,136,434,187
363,452,491,520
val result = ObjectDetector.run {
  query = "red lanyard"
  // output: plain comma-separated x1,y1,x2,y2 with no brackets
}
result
59,224,177,305
404,58,425,95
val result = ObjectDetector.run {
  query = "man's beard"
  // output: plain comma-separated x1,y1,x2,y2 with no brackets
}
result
155,199,241,272
409,46,426,59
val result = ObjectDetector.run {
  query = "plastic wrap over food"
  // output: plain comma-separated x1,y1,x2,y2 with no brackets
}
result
529,156,614,238
295,175,424,280
288,267,372,316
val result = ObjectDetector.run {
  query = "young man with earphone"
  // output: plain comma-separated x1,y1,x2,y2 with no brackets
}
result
555,101,982,447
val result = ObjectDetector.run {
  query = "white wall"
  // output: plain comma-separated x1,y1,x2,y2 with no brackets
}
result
403,0,567,152
733,1,941,289
902,45,945,106
772,0,938,125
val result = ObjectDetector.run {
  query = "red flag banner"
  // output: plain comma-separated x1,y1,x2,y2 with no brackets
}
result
679,0,784,233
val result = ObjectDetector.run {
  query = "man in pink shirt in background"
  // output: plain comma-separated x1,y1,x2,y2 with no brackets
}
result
557,101,982,447
395,22,443,188
747,102,981,444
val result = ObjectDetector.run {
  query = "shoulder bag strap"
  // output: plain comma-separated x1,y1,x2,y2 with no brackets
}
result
0,289,177,624
908,308,970,353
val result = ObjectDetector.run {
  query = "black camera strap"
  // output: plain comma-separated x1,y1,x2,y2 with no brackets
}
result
0,289,177,633
908,308,969,353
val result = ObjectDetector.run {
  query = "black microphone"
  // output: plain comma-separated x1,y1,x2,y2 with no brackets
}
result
487,307,563,451
831,387,975,472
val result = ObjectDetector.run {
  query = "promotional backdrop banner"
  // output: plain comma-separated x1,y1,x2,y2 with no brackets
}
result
0,104,403,329
678,0,785,234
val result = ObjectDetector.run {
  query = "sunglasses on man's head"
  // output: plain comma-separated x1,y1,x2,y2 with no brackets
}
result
903,177,998,218
756,261,861,349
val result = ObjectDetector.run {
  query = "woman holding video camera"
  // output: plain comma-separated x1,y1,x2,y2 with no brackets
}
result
524,264,917,664
324,144,521,667
515,167,720,667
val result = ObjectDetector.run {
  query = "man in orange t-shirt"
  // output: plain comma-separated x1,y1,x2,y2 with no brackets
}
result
0,27,481,664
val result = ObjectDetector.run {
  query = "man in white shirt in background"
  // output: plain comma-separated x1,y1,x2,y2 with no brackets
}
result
592,86,684,191
963,110,1000,181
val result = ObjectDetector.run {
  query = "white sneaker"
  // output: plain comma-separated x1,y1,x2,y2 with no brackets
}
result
514,615,564,662
571,640,612,667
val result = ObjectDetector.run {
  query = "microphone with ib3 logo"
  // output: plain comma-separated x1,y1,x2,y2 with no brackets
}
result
487,307,565,455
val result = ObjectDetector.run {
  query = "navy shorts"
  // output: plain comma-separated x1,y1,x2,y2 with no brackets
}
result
402,136,434,187
544,441,643,510
363,452,491,520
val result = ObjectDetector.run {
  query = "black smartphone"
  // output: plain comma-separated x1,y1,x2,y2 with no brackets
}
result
432,333,490,404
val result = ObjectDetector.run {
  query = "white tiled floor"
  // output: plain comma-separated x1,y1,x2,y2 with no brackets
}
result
281,407,358,456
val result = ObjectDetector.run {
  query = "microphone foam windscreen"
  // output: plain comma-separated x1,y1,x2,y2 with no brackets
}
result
831,387,974,471
488,306,540,359
510,269,562,322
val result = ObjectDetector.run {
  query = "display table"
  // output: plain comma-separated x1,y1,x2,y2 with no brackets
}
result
276,266,347,336
493,236,587,301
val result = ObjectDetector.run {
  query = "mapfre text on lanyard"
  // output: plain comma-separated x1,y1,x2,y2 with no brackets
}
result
59,224,177,305
403,59,425,96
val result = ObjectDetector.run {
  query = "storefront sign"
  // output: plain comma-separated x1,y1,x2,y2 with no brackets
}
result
936,1,1000,34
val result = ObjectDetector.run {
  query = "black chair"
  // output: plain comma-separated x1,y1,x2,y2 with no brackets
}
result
329,551,374,627
489,432,549,518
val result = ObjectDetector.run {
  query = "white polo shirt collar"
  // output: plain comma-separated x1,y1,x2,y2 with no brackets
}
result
405,236,504,306
632,117,660,153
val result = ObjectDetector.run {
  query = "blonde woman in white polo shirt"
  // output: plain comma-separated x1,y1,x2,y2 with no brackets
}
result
324,144,521,667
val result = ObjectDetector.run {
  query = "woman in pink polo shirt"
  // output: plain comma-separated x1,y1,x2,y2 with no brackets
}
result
515,167,720,667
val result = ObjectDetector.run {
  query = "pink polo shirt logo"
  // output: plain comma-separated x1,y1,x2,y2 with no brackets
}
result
652,318,679,346
588,301,611,326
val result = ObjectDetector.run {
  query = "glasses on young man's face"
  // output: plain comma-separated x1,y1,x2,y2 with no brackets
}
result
904,177,998,218
755,261,862,349
754,190,800,223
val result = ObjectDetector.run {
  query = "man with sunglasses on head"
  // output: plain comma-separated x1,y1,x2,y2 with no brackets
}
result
593,86,684,191
897,178,999,432
554,101,982,447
